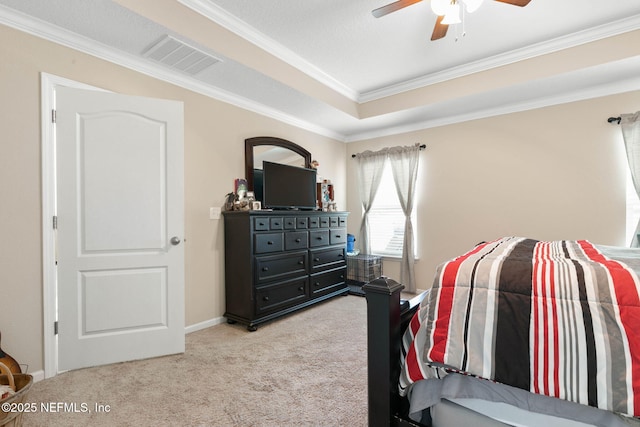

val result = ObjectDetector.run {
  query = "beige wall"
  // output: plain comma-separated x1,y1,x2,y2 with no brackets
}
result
0,24,347,374
347,94,636,291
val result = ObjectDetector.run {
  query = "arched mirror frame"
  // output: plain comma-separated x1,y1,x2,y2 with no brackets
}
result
245,136,312,191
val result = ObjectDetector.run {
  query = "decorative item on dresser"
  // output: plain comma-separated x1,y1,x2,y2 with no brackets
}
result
223,210,349,331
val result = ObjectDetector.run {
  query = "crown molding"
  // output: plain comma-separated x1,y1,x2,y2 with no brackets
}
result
175,1,640,105
178,0,359,102
359,14,640,103
346,70,640,142
0,5,345,141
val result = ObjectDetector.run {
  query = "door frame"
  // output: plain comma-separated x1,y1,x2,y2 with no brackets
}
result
40,73,109,379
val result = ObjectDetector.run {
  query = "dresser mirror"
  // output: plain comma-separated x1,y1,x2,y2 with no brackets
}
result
244,136,312,194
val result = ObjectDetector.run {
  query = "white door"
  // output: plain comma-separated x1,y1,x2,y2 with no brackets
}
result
55,86,184,371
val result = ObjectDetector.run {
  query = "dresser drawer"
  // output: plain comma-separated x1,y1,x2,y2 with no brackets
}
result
296,217,308,228
253,217,284,231
319,217,330,228
309,229,330,247
256,277,308,315
310,247,346,271
310,268,346,298
330,228,347,245
254,233,284,253
269,217,283,230
283,217,297,230
285,231,308,251
308,216,320,228
255,251,307,283
254,217,270,231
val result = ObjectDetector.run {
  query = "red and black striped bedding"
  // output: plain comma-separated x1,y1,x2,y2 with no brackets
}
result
399,237,640,417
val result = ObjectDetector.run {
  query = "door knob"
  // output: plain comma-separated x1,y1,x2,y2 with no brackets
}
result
170,236,181,245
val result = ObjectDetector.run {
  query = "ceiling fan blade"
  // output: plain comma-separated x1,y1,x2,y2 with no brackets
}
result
430,15,448,41
372,0,423,18
493,0,532,6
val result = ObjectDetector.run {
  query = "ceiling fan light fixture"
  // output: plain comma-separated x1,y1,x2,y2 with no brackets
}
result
430,0,450,16
462,0,484,13
441,3,461,24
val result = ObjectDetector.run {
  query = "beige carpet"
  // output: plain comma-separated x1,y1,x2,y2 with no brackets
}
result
22,295,368,427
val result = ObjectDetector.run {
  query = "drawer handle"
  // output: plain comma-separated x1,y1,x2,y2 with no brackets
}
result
267,241,274,245
274,222,280,226
314,257,320,262
335,235,341,238
258,222,265,226
316,236,323,240
262,267,269,272
263,296,269,301
295,238,301,243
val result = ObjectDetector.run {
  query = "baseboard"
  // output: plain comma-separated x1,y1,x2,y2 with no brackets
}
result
30,369,45,383
185,316,226,334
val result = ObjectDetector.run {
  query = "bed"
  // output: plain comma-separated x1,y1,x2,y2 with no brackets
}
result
363,237,640,427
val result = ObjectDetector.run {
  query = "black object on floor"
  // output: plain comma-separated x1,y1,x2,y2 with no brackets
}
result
347,280,366,297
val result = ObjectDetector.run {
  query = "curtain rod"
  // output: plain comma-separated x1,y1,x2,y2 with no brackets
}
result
351,144,426,158
608,116,621,125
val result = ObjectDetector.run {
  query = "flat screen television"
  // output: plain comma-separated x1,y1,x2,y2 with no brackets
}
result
262,161,317,210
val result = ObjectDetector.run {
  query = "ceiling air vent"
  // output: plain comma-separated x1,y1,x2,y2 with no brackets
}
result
143,35,221,76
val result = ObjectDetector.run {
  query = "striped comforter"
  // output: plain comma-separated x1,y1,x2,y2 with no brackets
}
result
399,237,640,417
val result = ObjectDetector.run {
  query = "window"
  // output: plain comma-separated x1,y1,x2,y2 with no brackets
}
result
626,168,640,246
368,162,416,257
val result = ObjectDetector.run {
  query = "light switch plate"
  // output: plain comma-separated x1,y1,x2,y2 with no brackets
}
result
210,207,221,220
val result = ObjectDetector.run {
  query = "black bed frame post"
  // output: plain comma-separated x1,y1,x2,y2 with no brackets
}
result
363,276,405,427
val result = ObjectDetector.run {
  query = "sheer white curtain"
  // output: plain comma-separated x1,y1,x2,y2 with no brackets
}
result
621,111,640,247
355,149,388,254
388,144,420,292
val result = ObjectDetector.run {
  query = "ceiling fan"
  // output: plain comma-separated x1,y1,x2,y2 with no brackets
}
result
372,0,532,41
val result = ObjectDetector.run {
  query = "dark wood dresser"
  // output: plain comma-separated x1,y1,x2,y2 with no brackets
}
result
223,210,349,331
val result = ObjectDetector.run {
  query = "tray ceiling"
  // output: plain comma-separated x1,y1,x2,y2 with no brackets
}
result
1,0,640,141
